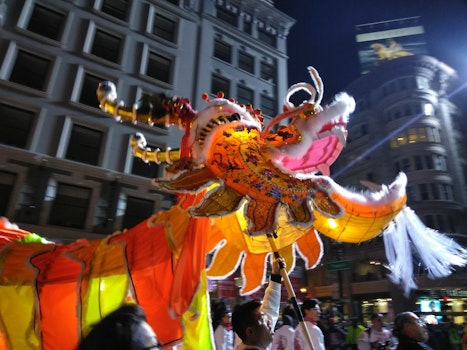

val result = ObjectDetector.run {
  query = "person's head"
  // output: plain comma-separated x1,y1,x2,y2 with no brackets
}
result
393,311,429,343
282,304,298,328
231,299,273,348
77,304,161,350
212,298,231,329
301,298,321,322
370,313,384,331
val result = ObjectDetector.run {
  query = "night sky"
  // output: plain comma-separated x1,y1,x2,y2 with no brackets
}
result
274,0,467,103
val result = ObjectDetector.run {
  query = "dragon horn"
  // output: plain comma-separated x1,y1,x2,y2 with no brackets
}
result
96,81,196,128
130,133,180,164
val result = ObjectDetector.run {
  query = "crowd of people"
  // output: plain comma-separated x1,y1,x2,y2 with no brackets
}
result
76,258,467,350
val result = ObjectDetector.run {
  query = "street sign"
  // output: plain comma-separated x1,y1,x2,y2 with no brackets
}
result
326,260,351,271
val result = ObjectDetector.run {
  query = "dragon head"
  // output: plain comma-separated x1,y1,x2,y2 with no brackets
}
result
267,67,355,177
188,94,264,163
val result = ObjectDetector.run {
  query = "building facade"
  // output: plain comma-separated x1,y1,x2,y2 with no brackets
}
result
0,0,295,242
307,55,467,324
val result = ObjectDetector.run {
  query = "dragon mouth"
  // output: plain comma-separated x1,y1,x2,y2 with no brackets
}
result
319,126,348,146
319,117,348,146
196,113,242,146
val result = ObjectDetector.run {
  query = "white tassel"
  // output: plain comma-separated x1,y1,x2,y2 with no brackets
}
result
383,207,467,297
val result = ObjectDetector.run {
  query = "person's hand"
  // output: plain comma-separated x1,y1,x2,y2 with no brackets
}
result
272,257,285,274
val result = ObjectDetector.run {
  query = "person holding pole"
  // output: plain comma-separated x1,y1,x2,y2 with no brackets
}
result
294,298,325,350
231,257,284,350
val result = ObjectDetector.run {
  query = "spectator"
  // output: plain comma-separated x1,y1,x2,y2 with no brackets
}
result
326,317,346,350
357,313,393,350
294,298,325,350
212,298,233,350
77,303,161,350
231,257,283,350
271,304,297,350
392,311,432,350
346,318,366,350
447,322,462,350
461,325,467,350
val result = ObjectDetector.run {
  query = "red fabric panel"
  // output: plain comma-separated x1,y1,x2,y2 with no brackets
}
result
169,217,209,316
32,250,82,350
111,219,183,346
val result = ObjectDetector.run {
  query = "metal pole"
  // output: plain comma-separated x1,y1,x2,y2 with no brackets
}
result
267,234,315,350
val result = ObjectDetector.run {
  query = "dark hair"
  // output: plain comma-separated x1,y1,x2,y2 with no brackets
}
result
211,298,231,330
282,304,298,328
392,312,413,338
232,299,262,341
77,304,158,350
301,298,320,314
370,312,383,321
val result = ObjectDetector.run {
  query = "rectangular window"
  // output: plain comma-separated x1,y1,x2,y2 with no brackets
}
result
424,155,434,169
238,52,254,74
214,40,232,63
419,184,429,200
430,128,441,143
211,75,230,97
101,0,129,21
416,76,430,90
401,158,411,172
91,29,122,64
122,196,154,230
153,13,177,43
0,104,35,148
216,7,238,27
430,183,440,200
418,128,427,142
237,85,254,106
406,185,416,202
27,4,65,41
260,61,276,83
49,183,91,229
436,215,445,231
394,161,401,174
408,128,417,143
242,14,252,35
131,158,161,179
147,52,172,83
424,214,434,228
0,171,16,216
10,50,51,91
65,124,103,166
261,95,275,117
434,155,447,171
396,133,407,146
258,29,276,47
79,73,105,108
414,156,423,170
442,184,453,200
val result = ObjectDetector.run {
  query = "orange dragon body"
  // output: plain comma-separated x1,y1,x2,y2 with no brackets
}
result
0,67,465,350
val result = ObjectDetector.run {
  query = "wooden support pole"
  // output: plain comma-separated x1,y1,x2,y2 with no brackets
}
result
267,233,315,350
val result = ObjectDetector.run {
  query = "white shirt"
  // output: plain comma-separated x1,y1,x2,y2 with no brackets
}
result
215,324,233,350
357,327,393,350
271,325,295,350
235,280,282,350
294,321,325,350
